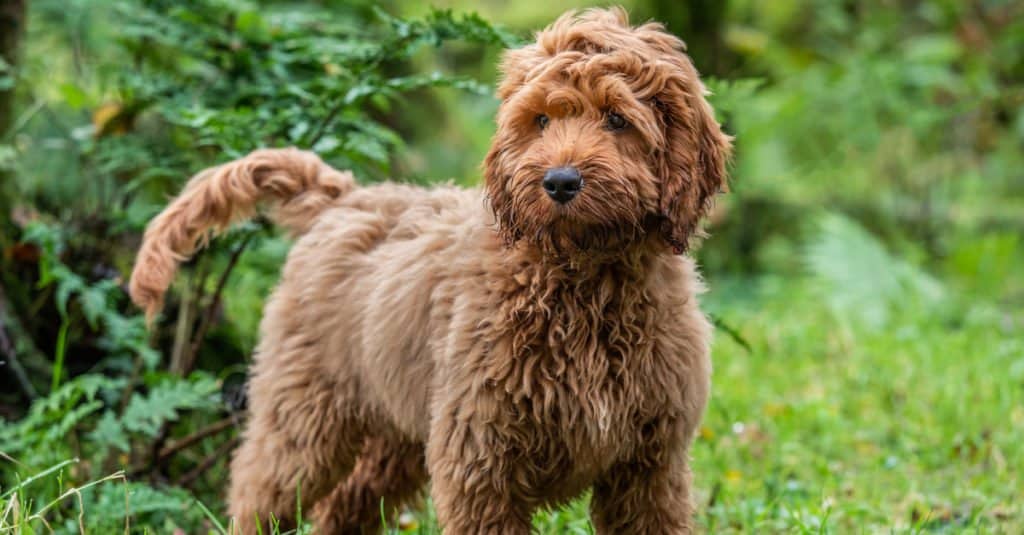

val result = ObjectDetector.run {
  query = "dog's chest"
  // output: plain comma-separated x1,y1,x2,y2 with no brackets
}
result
482,277,671,471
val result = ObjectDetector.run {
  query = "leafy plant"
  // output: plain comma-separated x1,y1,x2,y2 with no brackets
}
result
804,212,944,330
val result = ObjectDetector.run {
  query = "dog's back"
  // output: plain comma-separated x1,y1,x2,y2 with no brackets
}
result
269,182,489,439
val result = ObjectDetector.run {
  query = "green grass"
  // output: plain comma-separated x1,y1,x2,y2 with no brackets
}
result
5,272,1020,534
1,466,126,534
693,276,1023,533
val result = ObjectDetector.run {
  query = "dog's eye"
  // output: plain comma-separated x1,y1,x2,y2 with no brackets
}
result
606,112,628,131
536,114,549,130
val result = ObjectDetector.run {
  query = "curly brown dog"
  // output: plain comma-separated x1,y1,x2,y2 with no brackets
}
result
130,7,730,534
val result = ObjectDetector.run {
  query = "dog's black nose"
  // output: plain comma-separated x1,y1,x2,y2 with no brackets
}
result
542,166,582,203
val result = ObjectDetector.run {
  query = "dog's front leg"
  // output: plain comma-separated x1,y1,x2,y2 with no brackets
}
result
589,417,698,535
426,389,533,534
428,467,532,535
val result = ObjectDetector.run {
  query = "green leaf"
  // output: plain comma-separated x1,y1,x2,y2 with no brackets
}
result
80,286,109,329
90,410,131,453
59,82,90,109
121,374,221,437
903,34,962,64
53,269,86,317
805,212,945,330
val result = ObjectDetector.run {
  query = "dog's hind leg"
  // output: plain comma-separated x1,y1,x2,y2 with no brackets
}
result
225,289,371,534
312,431,428,534
226,362,369,534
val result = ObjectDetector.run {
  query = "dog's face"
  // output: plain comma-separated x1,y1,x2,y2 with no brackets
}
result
484,8,731,256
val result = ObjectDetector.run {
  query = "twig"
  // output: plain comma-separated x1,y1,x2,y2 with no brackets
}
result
306,101,345,147
131,416,235,479
141,424,171,485
157,417,235,461
2,98,45,142
182,233,254,375
177,437,240,489
169,271,197,376
170,259,210,376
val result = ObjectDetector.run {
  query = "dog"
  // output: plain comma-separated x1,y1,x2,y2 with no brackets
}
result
130,7,730,534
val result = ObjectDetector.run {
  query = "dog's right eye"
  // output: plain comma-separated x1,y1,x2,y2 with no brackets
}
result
606,111,628,131
535,114,549,130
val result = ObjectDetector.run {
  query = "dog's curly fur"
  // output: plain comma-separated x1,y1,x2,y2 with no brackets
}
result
130,7,730,534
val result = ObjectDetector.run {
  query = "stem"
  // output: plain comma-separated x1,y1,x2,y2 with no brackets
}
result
51,317,71,392
29,471,126,520
306,101,344,147
157,417,235,460
0,458,78,500
176,437,240,488
169,271,196,376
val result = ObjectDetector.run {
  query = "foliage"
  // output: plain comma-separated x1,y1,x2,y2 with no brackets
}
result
108,1,515,175
804,213,944,330
1,0,1022,533
698,0,1024,277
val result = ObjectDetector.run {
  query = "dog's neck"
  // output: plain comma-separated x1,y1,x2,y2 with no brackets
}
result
491,210,685,276
508,233,668,283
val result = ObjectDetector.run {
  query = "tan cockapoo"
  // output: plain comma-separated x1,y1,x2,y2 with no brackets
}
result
130,7,731,534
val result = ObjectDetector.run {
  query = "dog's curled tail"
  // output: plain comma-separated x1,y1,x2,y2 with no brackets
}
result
130,147,355,320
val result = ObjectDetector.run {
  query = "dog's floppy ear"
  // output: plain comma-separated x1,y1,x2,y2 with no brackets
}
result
654,64,732,253
483,126,517,244
483,45,541,244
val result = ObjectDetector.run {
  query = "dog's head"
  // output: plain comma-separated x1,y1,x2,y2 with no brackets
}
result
484,7,731,256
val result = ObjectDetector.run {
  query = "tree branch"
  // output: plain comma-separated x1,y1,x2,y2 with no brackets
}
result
0,0,27,137
157,417,235,460
176,436,240,489
181,232,254,376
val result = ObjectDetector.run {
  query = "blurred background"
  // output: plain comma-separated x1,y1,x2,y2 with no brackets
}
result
1,0,1022,532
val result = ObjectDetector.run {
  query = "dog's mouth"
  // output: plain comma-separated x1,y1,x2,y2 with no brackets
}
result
536,207,648,250
546,197,578,214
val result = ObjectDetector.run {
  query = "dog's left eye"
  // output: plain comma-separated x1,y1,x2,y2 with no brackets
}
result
605,112,628,131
